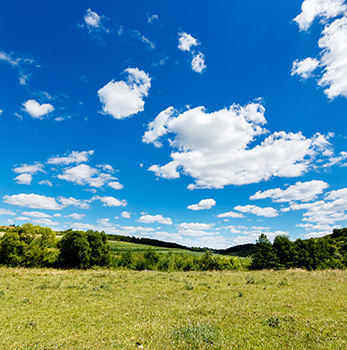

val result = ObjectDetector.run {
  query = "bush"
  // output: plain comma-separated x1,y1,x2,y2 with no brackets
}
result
0,224,57,267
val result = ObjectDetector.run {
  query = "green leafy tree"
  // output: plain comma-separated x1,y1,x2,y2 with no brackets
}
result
58,231,91,269
0,224,57,267
87,230,111,267
273,235,295,269
250,234,277,270
0,231,23,266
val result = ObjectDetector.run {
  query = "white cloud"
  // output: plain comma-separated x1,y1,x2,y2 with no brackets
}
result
82,8,109,34
13,163,44,174
58,164,117,188
187,199,216,211
177,222,213,230
294,0,347,31
138,214,173,225
250,180,329,203
121,211,131,218
67,213,86,220
57,197,90,209
144,103,332,189
93,195,127,207
84,9,101,28
143,107,176,147
0,209,16,216
318,16,347,98
47,150,94,165
108,181,124,190
147,14,158,23
293,1,347,99
234,205,278,217
22,100,54,119
39,180,53,186
3,193,62,210
130,30,155,49
14,174,32,185
22,211,52,218
0,50,38,85
323,151,347,167
98,68,151,119
291,57,320,78
191,52,206,73
217,211,245,218
31,218,60,226
178,32,198,51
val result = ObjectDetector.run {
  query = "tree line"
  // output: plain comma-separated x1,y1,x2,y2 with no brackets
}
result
250,231,347,270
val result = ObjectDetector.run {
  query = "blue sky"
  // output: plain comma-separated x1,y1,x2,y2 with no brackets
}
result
1,0,347,248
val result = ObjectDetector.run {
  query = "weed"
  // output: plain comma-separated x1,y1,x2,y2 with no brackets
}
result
267,316,280,327
245,275,255,284
184,280,194,290
172,323,220,349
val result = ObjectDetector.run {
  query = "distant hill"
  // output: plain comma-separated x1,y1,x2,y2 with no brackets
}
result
106,233,255,257
216,243,255,257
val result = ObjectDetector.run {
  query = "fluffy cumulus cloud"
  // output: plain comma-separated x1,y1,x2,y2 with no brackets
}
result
3,193,92,210
13,163,43,174
291,57,320,78
191,52,206,73
178,32,198,51
57,164,119,188
187,199,216,211
82,8,109,33
121,211,131,218
93,195,127,207
293,0,347,99
3,193,62,210
234,205,278,217
47,150,94,165
138,214,173,225
294,0,347,31
39,180,53,186
57,197,90,209
84,9,101,28
318,16,347,98
67,213,86,220
14,174,32,185
22,100,54,119
250,180,329,202
98,68,151,119
108,181,124,190
144,103,333,189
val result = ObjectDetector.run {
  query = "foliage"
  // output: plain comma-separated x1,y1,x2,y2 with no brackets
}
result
0,224,57,267
111,246,235,271
251,231,347,270
58,230,111,269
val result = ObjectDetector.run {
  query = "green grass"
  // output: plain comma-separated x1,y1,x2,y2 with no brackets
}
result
0,268,346,349
108,240,198,254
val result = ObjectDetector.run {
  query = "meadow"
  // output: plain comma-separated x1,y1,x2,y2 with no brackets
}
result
0,267,346,349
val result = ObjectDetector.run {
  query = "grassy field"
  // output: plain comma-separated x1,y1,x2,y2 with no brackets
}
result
0,268,346,349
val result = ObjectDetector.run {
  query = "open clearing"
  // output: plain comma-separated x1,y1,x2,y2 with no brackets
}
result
0,268,346,349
